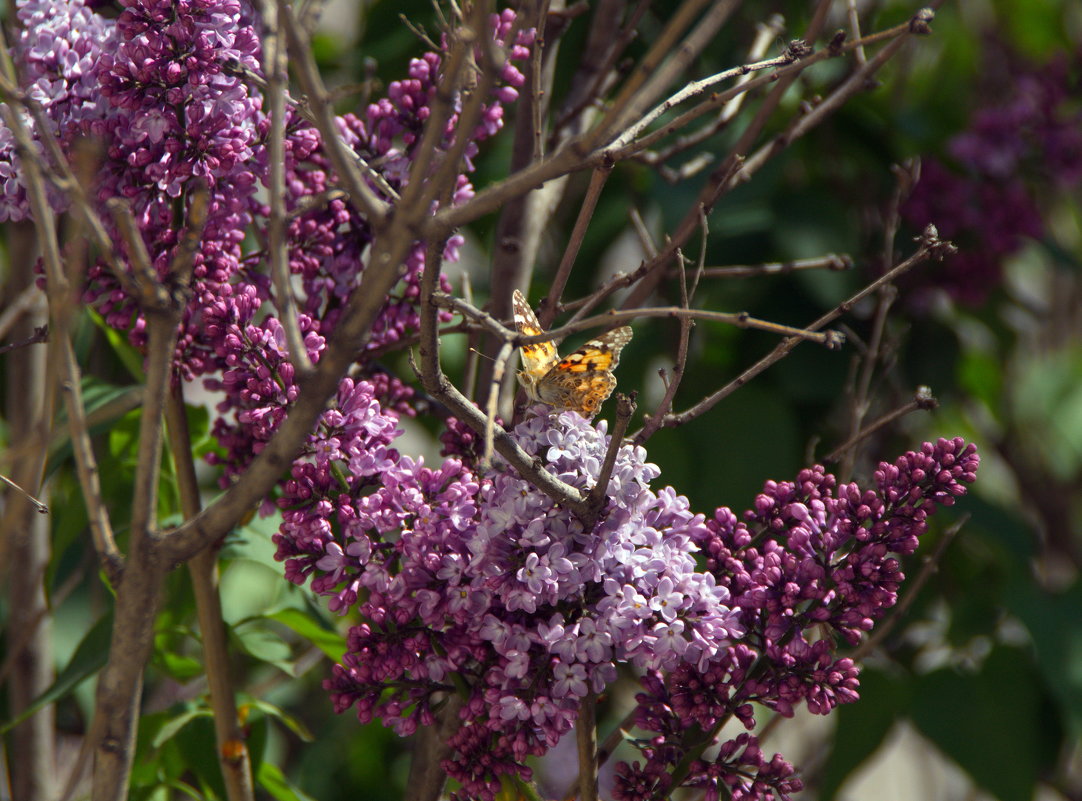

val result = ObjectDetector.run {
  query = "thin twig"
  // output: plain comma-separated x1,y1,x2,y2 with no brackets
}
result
261,0,313,375
612,48,799,150
595,0,716,141
553,0,648,136
435,292,846,349
825,386,939,464
278,0,390,227
734,12,935,183
634,211,706,446
838,284,896,479
641,13,786,174
0,324,47,357
582,393,636,528
689,253,854,278
657,226,955,431
847,0,867,65
165,386,255,801
59,342,123,582
576,692,599,801
0,472,47,513
539,163,613,327
0,284,46,341
105,199,160,307
482,341,514,468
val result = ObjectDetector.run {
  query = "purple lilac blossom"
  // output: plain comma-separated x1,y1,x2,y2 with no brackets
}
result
902,48,1082,305
0,0,117,222
276,391,978,800
277,408,746,799
609,437,979,801
207,9,531,479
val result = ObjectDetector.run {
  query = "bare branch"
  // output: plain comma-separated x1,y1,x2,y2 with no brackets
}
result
59,341,123,583
260,0,313,375
633,214,705,446
825,386,939,465
576,692,600,801
582,393,636,529
278,1,391,227
539,163,613,327
0,470,47,514
657,226,955,431
0,323,47,357
690,253,854,279
164,387,255,801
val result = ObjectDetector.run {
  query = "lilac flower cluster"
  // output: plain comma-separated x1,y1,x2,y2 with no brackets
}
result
275,388,978,801
207,9,531,477
2,0,529,481
276,408,748,798
0,0,526,481
902,47,1082,304
0,0,117,221
610,437,979,801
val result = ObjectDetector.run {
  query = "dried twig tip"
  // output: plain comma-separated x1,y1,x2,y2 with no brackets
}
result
784,39,813,61
916,224,957,259
910,8,935,35
914,385,938,411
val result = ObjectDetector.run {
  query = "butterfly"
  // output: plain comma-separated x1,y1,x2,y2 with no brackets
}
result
511,289,633,417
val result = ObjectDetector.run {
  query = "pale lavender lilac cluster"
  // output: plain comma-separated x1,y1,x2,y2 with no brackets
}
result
0,0,117,221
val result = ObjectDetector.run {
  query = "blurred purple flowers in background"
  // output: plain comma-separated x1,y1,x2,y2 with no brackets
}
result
902,46,1082,305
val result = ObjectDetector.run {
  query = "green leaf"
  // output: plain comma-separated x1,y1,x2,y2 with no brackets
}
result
46,380,142,480
107,407,141,465
910,645,1062,801
155,649,205,682
267,607,346,661
152,706,212,748
257,761,319,801
0,613,112,735
231,622,294,673
88,307,145,380
220,559,287,624
173,714,226,800
248,697,315,742
1007,578,1082,737
957,349,1003,412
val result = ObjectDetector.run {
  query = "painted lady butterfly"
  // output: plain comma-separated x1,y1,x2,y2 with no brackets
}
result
512,289,633,417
